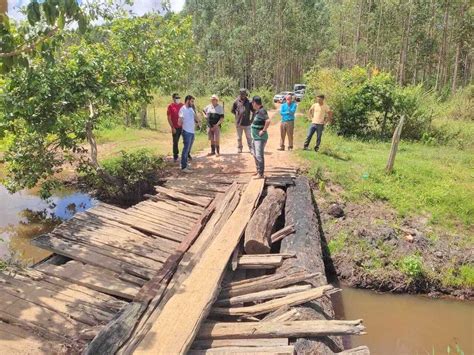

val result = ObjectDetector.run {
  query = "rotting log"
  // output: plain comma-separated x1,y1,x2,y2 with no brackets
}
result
278,176,343,354
197,320,366,339
244,186,286,254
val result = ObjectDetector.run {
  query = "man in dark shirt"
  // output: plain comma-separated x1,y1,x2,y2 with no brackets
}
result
231,88,254,153
166,93,184,162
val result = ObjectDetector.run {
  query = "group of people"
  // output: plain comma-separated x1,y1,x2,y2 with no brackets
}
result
166,89,332,178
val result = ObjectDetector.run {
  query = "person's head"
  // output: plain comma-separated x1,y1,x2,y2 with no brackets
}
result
210,94,219,106
184,95,195,107
172,93,181,104
285,94,293,104
239,88,248,100
316,94,325,105
252,96,263,110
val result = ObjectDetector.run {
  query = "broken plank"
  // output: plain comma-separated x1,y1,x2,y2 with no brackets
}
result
191,338,289,350
155,186,212,207
212,285,335,316
270,225,295,244
197,320,366,339
135,179,264,354
215,285,312,306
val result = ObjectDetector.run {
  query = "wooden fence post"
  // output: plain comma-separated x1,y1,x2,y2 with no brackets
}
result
385,115,405,173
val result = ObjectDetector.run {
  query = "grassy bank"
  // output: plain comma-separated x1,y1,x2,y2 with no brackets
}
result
290,113,473,294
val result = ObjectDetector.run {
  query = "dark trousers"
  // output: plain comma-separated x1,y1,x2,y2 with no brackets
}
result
172,127,182,160
304,123,325,149
181,130,195,169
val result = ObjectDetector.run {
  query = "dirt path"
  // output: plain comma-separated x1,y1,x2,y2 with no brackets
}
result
167,109,299,177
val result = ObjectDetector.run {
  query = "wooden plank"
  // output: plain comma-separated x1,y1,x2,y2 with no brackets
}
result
188,346,295,354
237,255,283,269
192,338,289,350
215,285,312,306
118,187,241,354
244,187,286,254
32,235,154,278
220,269,320,298
340,346,371,355
212,285,335,316
135,179,264,354
35,261,139,300
262,307,301,322
270,225,295,244
85,302,146,355
197,320,366,339
155,185,212,207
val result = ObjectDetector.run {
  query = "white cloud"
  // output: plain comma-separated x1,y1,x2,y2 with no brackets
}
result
170,0,185,13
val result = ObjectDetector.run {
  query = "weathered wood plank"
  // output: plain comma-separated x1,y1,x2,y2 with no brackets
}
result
155,185,212,207
270,225,295,244
212,285,335,316
237,255,283,269
191,338,289,350
188,346,295,354
135,179,264,354
197,320,366,339
215,285,312,306
35,261,139,300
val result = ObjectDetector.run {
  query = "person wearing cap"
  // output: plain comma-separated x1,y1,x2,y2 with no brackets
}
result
250,96,271,179
167,93,184,162
231,89,254,153
279,94,297,151
203,95,225,156
178,95,201,173
304,94,333,151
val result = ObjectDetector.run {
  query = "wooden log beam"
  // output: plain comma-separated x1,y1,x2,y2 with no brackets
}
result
212,285,335,316
134,179,264,354
191,338,289,350
244,187,286,254
197,320,366,339
270,225,295,244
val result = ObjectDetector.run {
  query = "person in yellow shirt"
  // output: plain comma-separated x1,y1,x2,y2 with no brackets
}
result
303,94,333,151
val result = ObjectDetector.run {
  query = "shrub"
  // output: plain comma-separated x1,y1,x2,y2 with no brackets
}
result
250,87,274,108
79,149,164,206
209,76,238,97
398,255,424,279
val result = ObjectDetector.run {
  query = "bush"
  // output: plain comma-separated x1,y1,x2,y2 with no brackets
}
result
398,255,424,279
209,76,238,97
79,149,164,206
250,87,274,108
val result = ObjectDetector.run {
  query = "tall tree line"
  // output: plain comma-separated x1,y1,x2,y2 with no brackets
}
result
184,0,473,92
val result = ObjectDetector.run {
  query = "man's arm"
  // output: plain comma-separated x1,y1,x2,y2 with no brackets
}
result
289,102,297,114
167,106,176,133
308,105,314,119
231,101,237,115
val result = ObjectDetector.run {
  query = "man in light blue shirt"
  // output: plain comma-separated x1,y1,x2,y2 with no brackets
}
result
278,94,297,151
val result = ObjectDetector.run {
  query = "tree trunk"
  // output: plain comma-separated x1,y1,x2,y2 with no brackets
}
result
435,0,449,91
87,102,99,168
139,102,148,128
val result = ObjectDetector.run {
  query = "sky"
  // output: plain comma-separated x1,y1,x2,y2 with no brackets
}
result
7,0,186,20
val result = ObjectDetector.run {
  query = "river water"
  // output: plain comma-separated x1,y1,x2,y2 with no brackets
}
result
0,185,473,353
0,184,96,264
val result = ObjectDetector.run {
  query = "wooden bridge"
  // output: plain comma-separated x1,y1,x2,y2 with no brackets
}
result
0,168,369,354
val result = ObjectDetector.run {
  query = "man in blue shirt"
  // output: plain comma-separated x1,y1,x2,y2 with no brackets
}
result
278,94,297,151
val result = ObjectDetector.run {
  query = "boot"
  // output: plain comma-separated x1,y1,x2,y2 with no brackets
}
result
208,145,215,156
216,145,220,156
277,145,285,151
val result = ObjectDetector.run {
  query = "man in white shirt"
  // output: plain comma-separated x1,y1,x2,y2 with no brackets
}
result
178,95,201,172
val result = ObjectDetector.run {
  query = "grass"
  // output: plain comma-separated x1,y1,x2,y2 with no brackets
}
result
327,231,348,255
294,118,474,231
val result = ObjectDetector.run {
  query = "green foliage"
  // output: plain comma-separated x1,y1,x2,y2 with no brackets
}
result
250,87,274,108
398,255,424,279
209,76,238,97
79,150,164,205
328,232,348,255
442,264,474,288
304,66,434,140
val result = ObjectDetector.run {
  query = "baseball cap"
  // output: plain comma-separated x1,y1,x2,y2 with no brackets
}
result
210,94,219,100
252,96,262,105
239,88,248,95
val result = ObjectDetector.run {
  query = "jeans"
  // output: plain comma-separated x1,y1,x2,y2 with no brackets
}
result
181,130,195,169
172,127,182,160
304,123,325,149
236,125,252,151
280,120,294,149
252,139,267,175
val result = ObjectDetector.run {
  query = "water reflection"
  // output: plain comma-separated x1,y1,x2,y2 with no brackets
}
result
333,286,474,355
0,185,96,264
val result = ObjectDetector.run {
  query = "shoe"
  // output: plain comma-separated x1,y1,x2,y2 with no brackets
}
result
181,168,192,173
288,147,293,151
207,152,215,156
238,148,243,154
277,146,285,151
303,147,309,151
254,174,264,179
314,146,319,152
173,158,179,163
188,155,193,161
